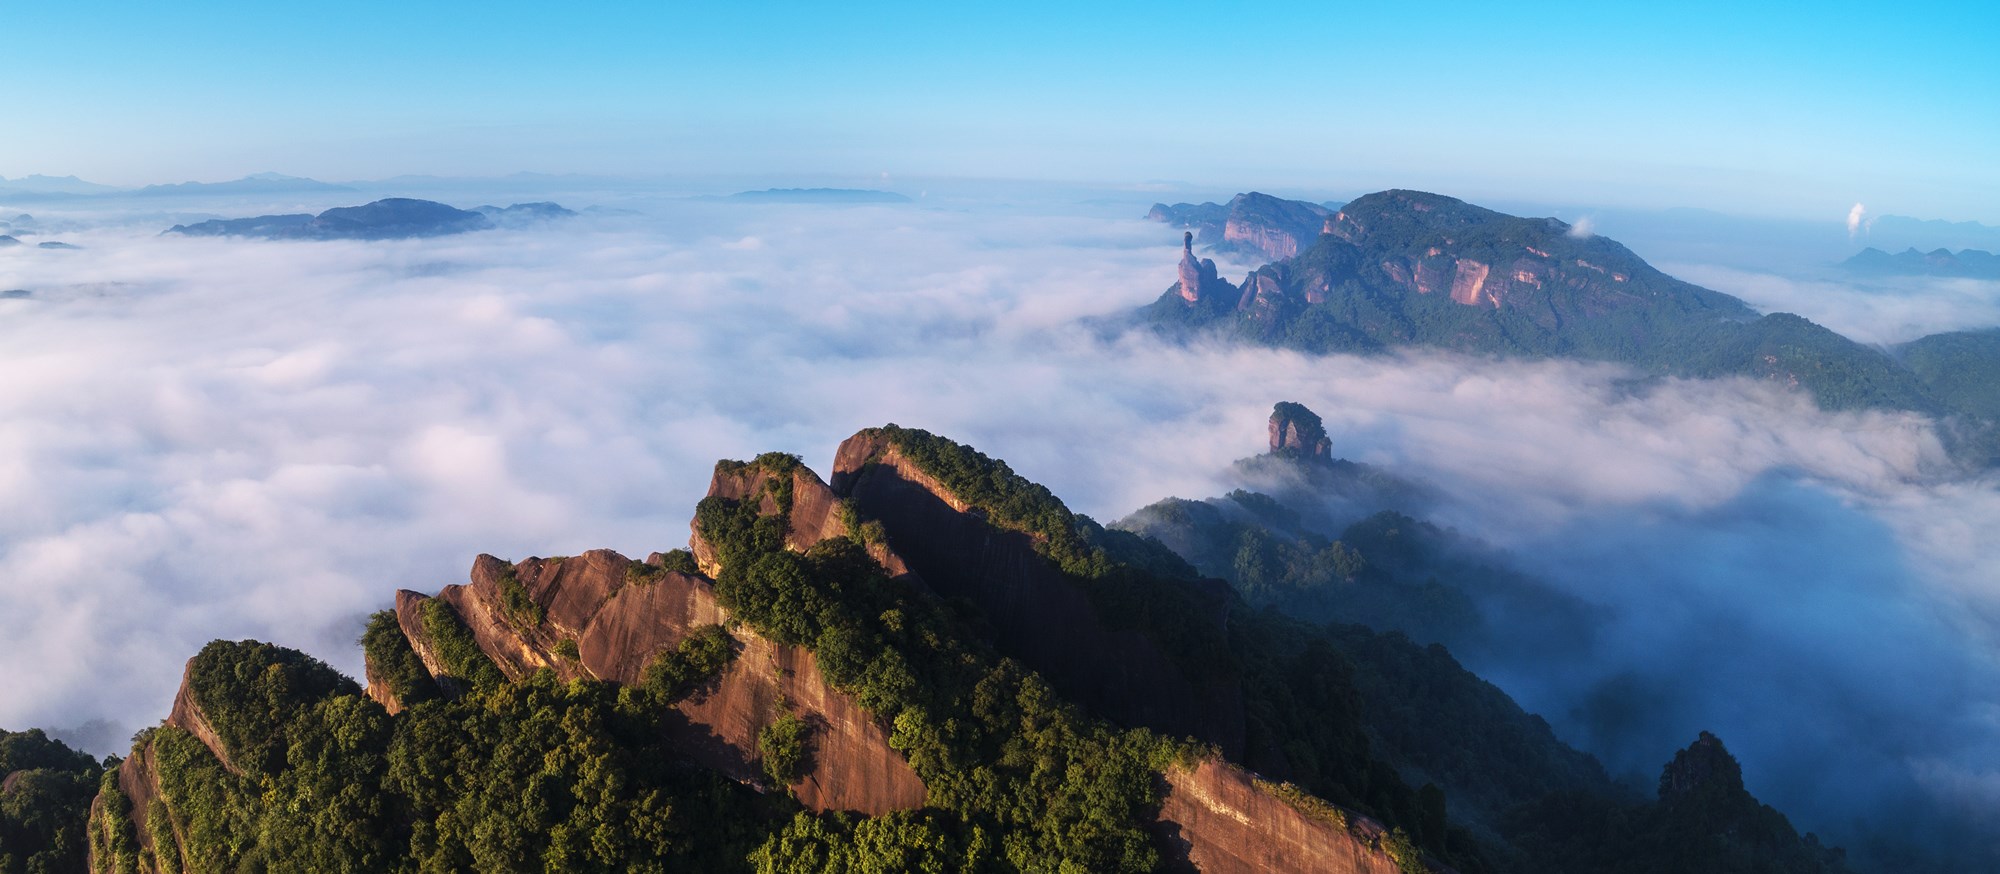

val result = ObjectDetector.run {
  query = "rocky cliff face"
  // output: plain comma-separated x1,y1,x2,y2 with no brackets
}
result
1268,401,1333,460
1150,193,1334,262
1178,231,1207,302
86,427,1484,872
1222,192,1331,262
386,544,927,815
830,431,1249,757
1155,759,1416,874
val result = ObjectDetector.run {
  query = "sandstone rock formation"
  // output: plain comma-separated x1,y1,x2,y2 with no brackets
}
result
1269,401,1333,461
1155,759,1413,874
92,427,1472,873
1222,192,1330,261
1150,193,1336,262
1178,231,1204,302
387,545,926,816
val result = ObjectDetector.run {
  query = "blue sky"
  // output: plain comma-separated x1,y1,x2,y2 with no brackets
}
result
5,0,1997,220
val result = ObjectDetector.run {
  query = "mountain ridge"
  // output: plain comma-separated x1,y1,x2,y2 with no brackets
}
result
1133,188,1998,463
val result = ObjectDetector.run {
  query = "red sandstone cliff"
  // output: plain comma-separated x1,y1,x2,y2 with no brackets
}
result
384,544,927,815
97,431,1453,873
1156,759,1416,874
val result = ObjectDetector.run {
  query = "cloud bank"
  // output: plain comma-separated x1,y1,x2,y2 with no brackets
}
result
0,194,1995,865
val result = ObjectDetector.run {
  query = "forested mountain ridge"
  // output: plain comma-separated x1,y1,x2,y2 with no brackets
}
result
46,425,1849,873
1136,190,2000,462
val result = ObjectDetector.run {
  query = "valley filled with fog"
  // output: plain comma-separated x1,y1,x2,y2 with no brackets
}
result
2,183,1997,861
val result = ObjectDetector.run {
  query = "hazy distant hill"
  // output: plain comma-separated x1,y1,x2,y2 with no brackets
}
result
0,174,119,195
722,188,912,203
165,197,569,241
1864,214,2000,253
1843,246,2000,278
137,172,355,196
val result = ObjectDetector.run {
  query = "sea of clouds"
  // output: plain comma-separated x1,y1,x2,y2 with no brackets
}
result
0,190,1995,863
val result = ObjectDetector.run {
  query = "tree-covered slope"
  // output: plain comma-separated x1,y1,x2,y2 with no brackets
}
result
66,426,1858,874
1136,189,1990,427
1,728,102,873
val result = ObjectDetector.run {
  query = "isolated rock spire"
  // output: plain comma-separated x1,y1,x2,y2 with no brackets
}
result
1268,401,1333,460
1178,231,1205,302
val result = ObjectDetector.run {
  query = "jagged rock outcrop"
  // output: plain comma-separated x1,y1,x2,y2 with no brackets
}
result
830,431,1249,757
1155,759,1414,874
1223,192,1332,261
691,460,852,572
1169,230,1229,306
1269,401,1333,461
1150,193,1336,262
385,546,927,815
1178,231,1205,302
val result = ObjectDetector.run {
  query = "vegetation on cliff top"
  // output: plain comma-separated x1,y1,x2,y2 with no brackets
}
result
694,476,1187,872
77,427,1862,874
100,641,781,873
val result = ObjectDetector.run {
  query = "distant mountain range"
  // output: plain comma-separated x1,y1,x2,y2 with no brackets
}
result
135,172,355,197
0,174,120,195
1843,246,2000,279
1863,214,2000,253
719,188,912,204
164,198,574,241
1136,189,2000,464
0,172,355,200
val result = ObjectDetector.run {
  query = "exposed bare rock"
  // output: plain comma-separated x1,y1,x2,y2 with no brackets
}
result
394,541,926,815
362,654,408,715
391,588,468,698
1155,758,1411,874
830,431,1248,757
1223,192,1330,261
1151,193,1336,262
1178,232,1204,302
1269,401,1333,461
164,659,238,775
1448,259,1493,307
108,738,163,862
691,461,852,572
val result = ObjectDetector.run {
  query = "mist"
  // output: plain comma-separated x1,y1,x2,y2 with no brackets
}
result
0,188,1995,862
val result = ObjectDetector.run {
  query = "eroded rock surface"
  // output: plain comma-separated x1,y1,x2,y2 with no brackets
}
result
386,541,926,814
1156,759,1410,874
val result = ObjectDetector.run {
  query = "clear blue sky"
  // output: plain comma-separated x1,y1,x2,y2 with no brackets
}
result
5,0,1996,220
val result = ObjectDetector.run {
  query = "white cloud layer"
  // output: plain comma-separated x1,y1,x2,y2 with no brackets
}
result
0,196,1995,862
1664,261,2000,346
